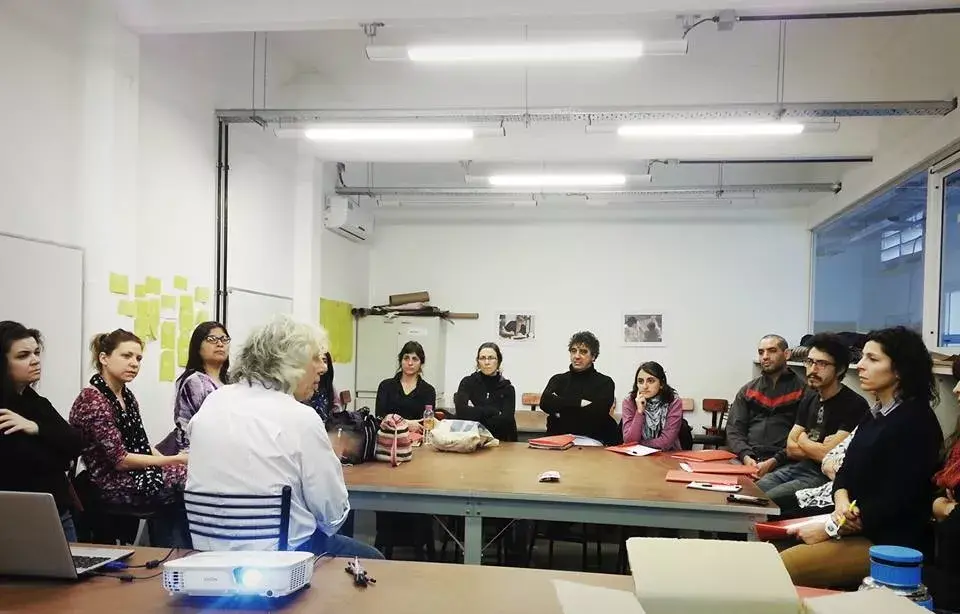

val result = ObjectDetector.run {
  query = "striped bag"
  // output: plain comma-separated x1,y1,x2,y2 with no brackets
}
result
375,414,413,466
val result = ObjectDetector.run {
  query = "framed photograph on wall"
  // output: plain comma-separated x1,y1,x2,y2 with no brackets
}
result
623,313,664,346
497,312,536,341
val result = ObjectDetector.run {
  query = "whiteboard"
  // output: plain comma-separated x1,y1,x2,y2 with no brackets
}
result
225,287,293,357
0,233,83,417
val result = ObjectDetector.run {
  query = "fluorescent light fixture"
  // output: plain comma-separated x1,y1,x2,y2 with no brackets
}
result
487,174,628,187
617,122,805,138
366,40,687,63
304,126,474,142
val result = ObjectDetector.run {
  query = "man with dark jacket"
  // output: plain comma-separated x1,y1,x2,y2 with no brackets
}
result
726,334,813,477
539,331,620,445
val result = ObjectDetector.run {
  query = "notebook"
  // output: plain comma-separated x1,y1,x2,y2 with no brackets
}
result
754,514,831,541
528,434,576,450
606,443,659,457
665,470,739,485
671,449,736,462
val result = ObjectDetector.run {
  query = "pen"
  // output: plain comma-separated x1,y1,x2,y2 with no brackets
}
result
837,500,858,528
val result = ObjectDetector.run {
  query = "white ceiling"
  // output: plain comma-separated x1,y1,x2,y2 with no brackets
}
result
129,2,960,215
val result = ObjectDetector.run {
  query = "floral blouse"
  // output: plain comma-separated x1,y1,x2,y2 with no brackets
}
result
795,427,858,510
70,387,185,505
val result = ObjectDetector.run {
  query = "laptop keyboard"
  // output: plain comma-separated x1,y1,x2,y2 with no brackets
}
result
73,555,111,570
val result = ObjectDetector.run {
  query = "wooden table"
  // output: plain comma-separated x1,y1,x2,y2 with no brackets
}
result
0,546,634,613
344,443,776,564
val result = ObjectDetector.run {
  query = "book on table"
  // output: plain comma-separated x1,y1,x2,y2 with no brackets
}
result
754,514,831,541
528,434,576,450
671,449,736,462
606,443,659,457
685,461,759,475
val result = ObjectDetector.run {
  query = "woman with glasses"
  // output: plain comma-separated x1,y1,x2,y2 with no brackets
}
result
158,321,231,454
453,342,517,441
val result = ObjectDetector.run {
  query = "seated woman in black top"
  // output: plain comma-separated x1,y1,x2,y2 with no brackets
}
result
780,326,943,588
375,341,436,421
373,340,436,559
454,342,517,442
0,321,85,541
924,360,960,611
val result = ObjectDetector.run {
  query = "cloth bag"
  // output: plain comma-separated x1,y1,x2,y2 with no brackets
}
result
431,419,500,453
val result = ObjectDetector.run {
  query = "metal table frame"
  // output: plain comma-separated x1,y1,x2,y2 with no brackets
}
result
348,485,773,564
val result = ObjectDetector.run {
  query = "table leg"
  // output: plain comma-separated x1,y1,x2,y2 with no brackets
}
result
463,515,482,565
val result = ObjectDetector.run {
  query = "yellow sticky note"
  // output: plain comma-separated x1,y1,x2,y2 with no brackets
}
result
174,275,189,291
134,284,146,298
149,298,161,333
177,333,191,367
161,295,176,311
159,350,176,382
134,317,148,341
319,298,354,363
109,273,129,295
117,300,136,318
179,296,195,335
145,276,162,295
195,286,211,304
161,321,176,350
195,309,210,327
136,298,150,319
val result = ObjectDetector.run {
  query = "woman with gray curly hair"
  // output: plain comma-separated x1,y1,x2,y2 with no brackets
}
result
184,315,383,559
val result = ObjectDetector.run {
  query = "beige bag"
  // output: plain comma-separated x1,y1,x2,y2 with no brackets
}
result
431,419,499,453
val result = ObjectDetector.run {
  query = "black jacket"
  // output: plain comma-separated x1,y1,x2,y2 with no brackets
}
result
539,365,620,445
375,374,437,421
0,387,85,512
454,372,517,442
726,369,812,463
833,396,942,550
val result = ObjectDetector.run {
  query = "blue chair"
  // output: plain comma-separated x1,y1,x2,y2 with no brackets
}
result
184,486,292,551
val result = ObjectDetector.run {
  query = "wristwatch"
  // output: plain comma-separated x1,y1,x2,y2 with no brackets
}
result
824,516,841,539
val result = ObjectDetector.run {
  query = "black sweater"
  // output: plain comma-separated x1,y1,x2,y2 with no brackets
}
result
0,387,85,512
453,372,517,442
540,365,620,445
833,396,943,550
375,374,437,421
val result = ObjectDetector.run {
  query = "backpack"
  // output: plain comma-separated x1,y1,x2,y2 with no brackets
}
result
678,418,694,451
326,407,379,465
375,414,413,467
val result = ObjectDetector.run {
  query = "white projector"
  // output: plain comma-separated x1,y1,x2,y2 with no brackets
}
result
162,551,314,598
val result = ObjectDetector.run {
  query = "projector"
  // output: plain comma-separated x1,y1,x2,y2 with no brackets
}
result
162,551,314,598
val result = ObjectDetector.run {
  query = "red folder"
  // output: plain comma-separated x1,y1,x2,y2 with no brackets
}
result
671,450,736,462
754,514,831,541
664,470,739,485
528,434,576,450
686,462,758,476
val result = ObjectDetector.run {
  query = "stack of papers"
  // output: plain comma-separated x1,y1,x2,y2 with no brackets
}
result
528,434,576,450
671,450,736,462
606,444,660,457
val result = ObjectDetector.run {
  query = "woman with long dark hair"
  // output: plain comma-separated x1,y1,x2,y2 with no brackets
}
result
780,326,943,588
0,321,84,540
306,352,340,422
158,321,230,453
620,361,683,450
374,340,436,420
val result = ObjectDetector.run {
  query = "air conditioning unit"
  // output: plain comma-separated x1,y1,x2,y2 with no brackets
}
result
324,196,372,242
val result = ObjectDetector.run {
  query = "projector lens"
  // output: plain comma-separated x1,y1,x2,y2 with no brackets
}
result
239,568,263,588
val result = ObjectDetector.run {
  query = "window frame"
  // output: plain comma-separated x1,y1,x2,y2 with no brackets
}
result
811,151,960,351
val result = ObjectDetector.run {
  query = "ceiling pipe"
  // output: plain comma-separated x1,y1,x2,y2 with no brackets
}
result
736,7,960,22
335,183,841,198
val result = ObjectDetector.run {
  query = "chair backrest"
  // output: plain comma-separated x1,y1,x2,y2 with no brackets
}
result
521,392,541,409
183,486,293,551
680,397,695,412
701,398,730,431
339,390,352,406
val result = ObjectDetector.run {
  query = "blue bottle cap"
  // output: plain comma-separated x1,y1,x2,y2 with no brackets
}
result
870,545,923,565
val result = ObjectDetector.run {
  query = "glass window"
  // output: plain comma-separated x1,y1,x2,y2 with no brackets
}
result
940,167,960,346
813,171,927,334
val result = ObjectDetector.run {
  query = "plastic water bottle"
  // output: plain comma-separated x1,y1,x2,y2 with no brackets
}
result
422,405,436,445
859,545,933,610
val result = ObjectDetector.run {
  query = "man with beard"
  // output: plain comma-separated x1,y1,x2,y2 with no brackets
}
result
755,333,869,500
727,334,811,477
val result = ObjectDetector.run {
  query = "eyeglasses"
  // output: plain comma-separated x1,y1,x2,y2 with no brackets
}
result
802,358,835,369
205,335,231,345
477,357,498,362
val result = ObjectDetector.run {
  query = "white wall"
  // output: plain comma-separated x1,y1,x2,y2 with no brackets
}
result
369,220,810,430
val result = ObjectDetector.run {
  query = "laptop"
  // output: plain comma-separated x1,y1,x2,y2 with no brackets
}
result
0,491,133,579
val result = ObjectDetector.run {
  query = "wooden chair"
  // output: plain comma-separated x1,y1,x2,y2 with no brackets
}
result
521,393,541,411
680,397,695,412
692,398,729,449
